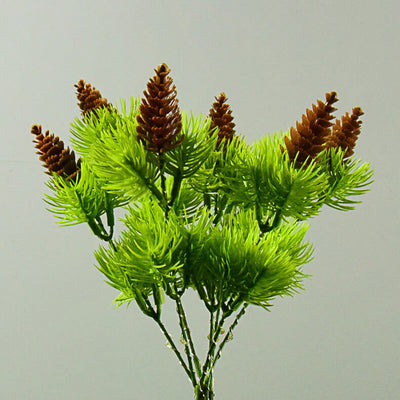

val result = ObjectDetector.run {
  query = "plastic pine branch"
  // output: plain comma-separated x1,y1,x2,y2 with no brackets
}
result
31,124,80,181
30,63,373,400
326,107,364,159
74,79,110,117
208,92,236,149
283,91,338,165
136,63,184,154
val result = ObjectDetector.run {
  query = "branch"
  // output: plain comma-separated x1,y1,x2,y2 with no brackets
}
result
211,303,248,371
173,286,202,381
141,296,194,385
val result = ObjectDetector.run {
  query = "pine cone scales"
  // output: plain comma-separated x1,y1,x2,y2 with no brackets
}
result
209,92,236,149
75,79,109,116
136,63,183,154
284,91,338,164
31,124,80,181
326,107,364,158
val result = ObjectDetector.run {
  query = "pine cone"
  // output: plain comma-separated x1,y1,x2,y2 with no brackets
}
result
31,124,80,181
136,63,183,154
325,107,364,158
283,91,338,165
75,79,109,117
209,92,236,149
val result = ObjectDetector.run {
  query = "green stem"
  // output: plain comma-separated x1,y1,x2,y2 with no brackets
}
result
213,194,227,225
200,307,229,392
255,202,269,233
210,303,248,372
141,296,194,385
173,295,198,385
104,193,115,228
270,208,282,229
206,308,216,395
109,239,117,252
200,293,245,391
204,193,211,210
256,203,283,235
87,218,113,241
169,170,182,208
152,284,163,319
173,288,202,379
195,384,214,400
148,180,167,208
94,215,114,241
76,189,114,241
158,153,169,218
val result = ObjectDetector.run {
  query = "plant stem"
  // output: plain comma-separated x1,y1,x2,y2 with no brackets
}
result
142,297,194,385
173,288,202,378
169,170,182,208
206,308,216,394
173,294,197,385
195,384,214,400
270,208,282,229
255,202,270,233
210,303,248,372
87,218,113,241
199,307,229,392
158,153,169,218
147,180,167,207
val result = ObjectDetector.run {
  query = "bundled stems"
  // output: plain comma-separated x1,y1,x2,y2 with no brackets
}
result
172,287,202,385
211,303,248,372
138,293,194,383
174,286,202,377
138,282,248,398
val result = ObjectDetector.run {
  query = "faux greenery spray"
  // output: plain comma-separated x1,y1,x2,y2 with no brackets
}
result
31,63,373,399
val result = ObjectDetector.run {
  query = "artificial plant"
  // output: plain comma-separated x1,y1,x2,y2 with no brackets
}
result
31,63,373,399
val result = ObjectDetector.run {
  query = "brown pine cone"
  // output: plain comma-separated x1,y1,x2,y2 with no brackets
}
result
325,107,364,158
283,91,338,165
75,79,110,117
209,92,236,150
31,124,80,181
136,63,183,154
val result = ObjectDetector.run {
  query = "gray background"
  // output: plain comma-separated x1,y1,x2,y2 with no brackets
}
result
1,0,399,399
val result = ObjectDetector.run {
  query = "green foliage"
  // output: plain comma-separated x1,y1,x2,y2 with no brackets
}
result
186,208,312,309
70,97,139,158
169,178,204,222
236,134,328,221
41,98,373,312
95,199,186,304
164,112,218,179
34,70,374,399
44,160,123,228
318,147,374,211
189,131,250,199
73,101,160,204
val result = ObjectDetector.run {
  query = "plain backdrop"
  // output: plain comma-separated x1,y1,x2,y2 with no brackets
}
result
1,1,399,399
